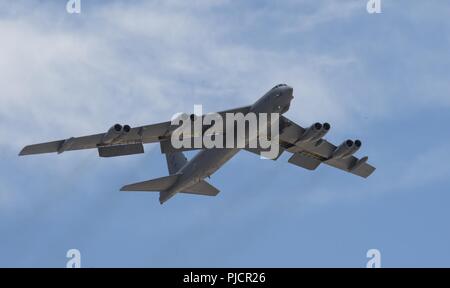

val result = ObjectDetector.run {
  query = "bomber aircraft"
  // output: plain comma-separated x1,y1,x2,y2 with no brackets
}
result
19,84,375,204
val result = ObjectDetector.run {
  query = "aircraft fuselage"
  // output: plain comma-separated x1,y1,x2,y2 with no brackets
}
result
159,85,294,203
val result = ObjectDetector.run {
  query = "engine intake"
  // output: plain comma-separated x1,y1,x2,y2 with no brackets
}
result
297,122,322,143
311,122,330,142
297,122,331,143
102,124,131,144
332,139,361,159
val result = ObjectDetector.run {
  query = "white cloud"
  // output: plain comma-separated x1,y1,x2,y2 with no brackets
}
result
2,0,447,213
1,2,450,268
0,0,369,152
282,0,362,33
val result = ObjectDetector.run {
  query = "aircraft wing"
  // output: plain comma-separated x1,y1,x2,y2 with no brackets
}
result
19,105,251,157
18,121,170,156
278,116,375,178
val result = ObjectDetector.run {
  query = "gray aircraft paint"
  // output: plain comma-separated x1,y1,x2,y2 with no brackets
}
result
19,84,375,204
157,85,294,203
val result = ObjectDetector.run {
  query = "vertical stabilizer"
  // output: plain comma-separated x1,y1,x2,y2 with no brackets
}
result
164,147,188,175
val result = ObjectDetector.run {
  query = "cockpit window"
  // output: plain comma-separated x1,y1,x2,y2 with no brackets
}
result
271,84,287,90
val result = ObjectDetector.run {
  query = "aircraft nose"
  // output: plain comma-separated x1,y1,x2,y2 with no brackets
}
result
284,86,294,99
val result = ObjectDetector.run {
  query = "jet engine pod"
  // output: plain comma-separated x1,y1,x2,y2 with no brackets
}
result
123,124,131,133
349,139,362,156
332,139,354,159
102,124,124,144
332,139,362,159
310,122,331,142
297,122,322,143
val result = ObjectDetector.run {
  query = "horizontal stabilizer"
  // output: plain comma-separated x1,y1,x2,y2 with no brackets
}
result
181,180,220,196
120,174,180,192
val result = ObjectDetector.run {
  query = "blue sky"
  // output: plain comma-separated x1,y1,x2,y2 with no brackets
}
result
1,0,450,267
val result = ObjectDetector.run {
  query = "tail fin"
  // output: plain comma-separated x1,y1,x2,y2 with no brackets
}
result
120,174,180,192
163,145,188,175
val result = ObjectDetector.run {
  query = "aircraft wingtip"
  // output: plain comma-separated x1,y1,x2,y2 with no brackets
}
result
18,147,27,156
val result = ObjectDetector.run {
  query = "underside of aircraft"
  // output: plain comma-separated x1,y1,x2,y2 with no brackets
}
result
19,84,375,204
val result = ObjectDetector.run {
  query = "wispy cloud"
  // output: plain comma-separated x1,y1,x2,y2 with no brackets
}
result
0,0,383,152
1,0,450,267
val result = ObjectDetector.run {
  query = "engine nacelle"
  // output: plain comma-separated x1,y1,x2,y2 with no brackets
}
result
297,122,322,143
102,124,130,144
332,139,361,159
297,122,331,143
311,122,330,142
123,124,131,133
347,139,361,157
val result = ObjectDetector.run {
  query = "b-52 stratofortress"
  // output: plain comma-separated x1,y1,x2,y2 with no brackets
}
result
19,84,375,204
